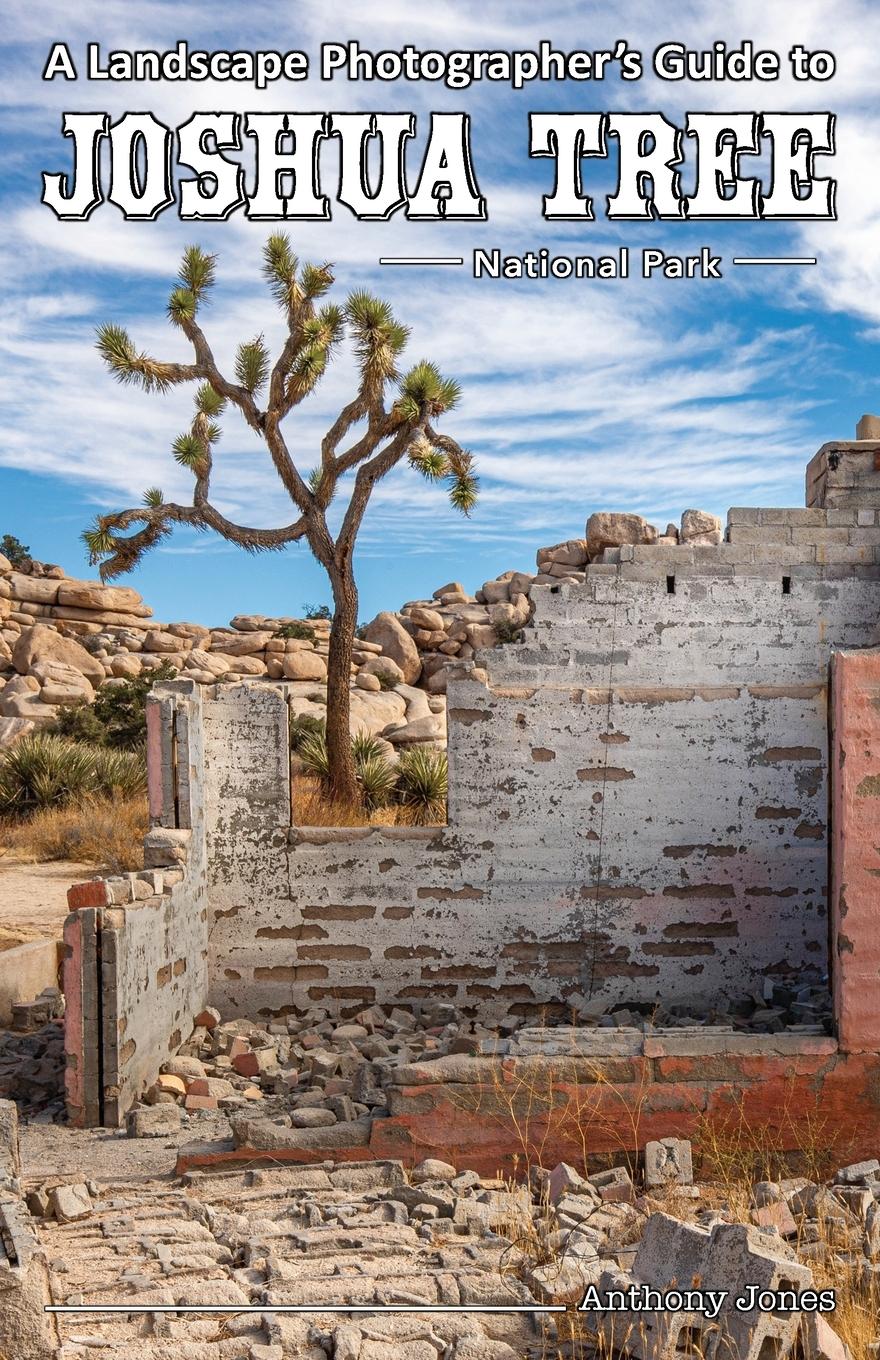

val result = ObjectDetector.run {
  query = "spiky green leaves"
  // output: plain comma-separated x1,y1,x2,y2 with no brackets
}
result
143,487,164,508
178,246,216,301
398,360,461,421
195,383,226,417
235,336,270,394
408,435,447,481
172,433,207,471
168,247,216,326
172,385,224,477
95,323,178,393
263,233,335,322
263,233,300,311
82,522,117,563
95,323,176,392
83,516,171,581
345,290,409,389
301,262,333,300
408,434,478,517
167,288,197,326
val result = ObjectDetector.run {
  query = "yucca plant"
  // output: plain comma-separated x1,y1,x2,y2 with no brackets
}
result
0,735,145,816
87,235,477,804
395,747,448,825
356,753,398,810
350,731,386,764
290,713,326,753
298,732,330,780
91,746,148,799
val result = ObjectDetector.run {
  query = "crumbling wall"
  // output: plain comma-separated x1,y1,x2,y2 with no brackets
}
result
205,564,880,1020
64,684,210,1125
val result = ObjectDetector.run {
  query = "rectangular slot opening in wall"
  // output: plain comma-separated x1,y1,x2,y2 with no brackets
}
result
666,575,676,595
782,575,792,595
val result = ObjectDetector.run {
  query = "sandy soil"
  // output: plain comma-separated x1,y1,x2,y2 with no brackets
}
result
0,857,90,947
19,1112,234,1182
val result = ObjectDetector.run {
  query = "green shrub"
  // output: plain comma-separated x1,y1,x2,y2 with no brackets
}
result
290,714,326,752
0,534,30,567
303,603,331,621
0,734,146,817
50,702,107,746
275,621,316,642
51,661,177,750
395,747,448,824
375,670,400,691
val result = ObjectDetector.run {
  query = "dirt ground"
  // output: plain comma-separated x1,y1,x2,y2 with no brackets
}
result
0,856,89,948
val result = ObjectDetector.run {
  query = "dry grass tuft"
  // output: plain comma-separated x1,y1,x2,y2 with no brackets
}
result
292,774,407,828
0,794,148,872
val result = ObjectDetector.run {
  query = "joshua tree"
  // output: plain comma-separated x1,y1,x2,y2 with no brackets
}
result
85,238,477,801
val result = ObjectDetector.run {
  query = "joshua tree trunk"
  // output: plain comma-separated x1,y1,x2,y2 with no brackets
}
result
326,560,358,803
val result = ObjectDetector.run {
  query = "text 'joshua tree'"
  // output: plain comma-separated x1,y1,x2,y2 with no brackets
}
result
86,237,477,801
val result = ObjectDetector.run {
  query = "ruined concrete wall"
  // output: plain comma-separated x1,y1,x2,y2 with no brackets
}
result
831,647,880,1053
205,564,880,1021
64,684,210,1125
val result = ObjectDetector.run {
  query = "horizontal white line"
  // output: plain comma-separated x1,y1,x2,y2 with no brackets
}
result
46,1304,564,1315
732,257,817,266
379,257,464,266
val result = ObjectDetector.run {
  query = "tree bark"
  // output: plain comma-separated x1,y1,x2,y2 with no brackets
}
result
325,561,359,804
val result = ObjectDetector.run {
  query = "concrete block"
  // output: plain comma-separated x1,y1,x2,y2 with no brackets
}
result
50,1183,91,1222
126,1104,182,1138
0,940,59,1027
644,1138,694,1189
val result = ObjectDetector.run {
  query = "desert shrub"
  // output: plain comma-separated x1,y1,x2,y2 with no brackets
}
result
275,621,316,642
0,734,146,817
356,753,398,810
375,670,400,691
0,533,30,567
290,714,326,752
298,729,398,811
350,731,386,763
298,732,330,780
2,794,148,871
394,747,448,824
50,702,107,746
302,602,331,620
51,661,177,750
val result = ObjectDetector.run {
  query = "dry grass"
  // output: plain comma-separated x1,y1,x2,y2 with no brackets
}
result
448,1036,877,1360
292,775,404,827
292,774,446,828
0,794,148,872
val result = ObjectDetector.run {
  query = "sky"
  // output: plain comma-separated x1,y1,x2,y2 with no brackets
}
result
1,0,880,626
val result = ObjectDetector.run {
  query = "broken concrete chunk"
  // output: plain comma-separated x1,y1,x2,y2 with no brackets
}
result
644,1137,694,1189
126,1104,182,1138
411,1158,457,1184
50,1183,92,1222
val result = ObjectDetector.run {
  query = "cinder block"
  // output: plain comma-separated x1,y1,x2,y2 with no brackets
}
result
67,880,110,912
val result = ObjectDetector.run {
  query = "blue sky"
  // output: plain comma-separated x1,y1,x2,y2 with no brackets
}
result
2,0,880,626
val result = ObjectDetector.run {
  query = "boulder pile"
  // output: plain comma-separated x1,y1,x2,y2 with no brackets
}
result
0,505,724,745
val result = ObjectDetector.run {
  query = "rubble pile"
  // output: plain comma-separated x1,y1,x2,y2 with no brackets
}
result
0,1017,65,1123
113,992,833,1144
20,1132,878,1359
